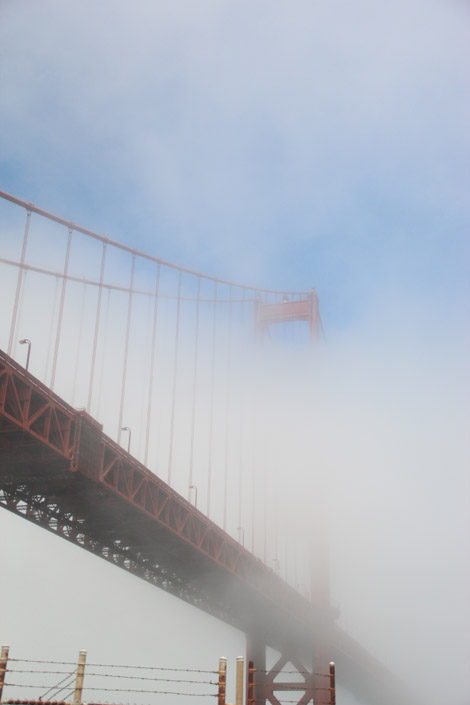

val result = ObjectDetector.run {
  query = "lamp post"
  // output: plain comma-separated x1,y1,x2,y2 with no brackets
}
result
121,426,132,453
189,484,198,509
19,338,31,371
237,526,245,546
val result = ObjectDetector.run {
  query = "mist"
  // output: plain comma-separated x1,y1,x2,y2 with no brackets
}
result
1,0,469,703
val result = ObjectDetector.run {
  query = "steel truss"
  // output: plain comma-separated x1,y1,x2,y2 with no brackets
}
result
0,349,322,648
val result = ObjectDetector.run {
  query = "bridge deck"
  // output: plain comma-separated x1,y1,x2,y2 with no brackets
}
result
0,348,323,650
0,348,419,705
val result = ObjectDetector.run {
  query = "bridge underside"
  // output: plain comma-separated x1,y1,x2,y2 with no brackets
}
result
0,349,417,705
0,349,322,654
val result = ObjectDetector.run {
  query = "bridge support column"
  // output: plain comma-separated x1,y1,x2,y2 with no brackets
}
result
246,633,266,704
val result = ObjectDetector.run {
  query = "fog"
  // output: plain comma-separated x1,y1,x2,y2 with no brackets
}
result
1,0,469,703
1,232,468,704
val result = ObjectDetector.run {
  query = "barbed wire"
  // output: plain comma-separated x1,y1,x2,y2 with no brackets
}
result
7,658,217,674
7,669,216,686
251,669,331,677
38,671,75,700
3,683,217,697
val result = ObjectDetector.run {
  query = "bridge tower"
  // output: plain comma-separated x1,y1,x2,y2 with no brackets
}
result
254,289,320,341
249,289,332,704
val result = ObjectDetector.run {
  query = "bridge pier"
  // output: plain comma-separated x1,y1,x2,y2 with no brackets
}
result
245,633,332,705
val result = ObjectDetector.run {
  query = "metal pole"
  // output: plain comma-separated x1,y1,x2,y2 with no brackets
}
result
73,650,87,705
189,484,198,509
218,656,227,705
19,338,31,371
236,656,244,705
0,645,10,701
329,662,336,705
121,426,132,453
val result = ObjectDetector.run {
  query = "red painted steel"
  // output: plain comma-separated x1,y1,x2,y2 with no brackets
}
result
254,291,320,339
0,350,419,705
0,349,325,648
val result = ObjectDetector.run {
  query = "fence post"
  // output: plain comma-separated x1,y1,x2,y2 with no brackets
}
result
247,659,254,705
0,645,9,701
218,656,227,705
236,656,244,705
73,650,87,705
329,661,336,705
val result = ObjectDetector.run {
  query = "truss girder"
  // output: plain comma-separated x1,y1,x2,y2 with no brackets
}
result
0,349,322,649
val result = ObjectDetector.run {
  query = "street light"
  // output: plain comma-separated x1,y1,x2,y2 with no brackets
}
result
237,526,245,546
19,338,31,371
121,426,132,453
189,484,198,509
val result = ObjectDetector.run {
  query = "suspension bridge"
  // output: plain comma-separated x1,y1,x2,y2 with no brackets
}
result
0,190,415,705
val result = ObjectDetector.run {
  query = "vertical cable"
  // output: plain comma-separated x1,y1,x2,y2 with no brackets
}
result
87,243,107,413
44,276,60,381
96,288,111,422
223,285,233,531
238,287,246,535
118,254,136,444
72,283,87,406
188,277,201,499
144,263,161,467
50,227,72,390
263,448,267,564
8,209,31,355
251,398,257,555
15,269,28,351
207,280,218,517
167,269,183,485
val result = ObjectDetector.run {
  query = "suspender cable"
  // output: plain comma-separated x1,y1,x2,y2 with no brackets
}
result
96,288,111,422
118,254,136,445
8,209,31,356
238,286,246,535
263,448,267,564
72,282,87,406
144,263,161,468
207,280,218,518
44,276,60,381
88,243,107,413
188,277,201,499
168,269,183,486
50,227,72,390
250,289,258,555
223,286,233,531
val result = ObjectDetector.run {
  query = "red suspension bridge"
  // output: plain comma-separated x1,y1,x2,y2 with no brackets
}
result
0,190,415,705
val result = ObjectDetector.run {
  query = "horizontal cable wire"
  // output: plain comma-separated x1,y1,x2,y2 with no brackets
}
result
0,190,312,295
0,256,263,302
7,669,216,685
7,659,217,674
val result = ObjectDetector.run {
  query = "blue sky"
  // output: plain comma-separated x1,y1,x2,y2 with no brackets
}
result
1,2,469,704
1,0,469,335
